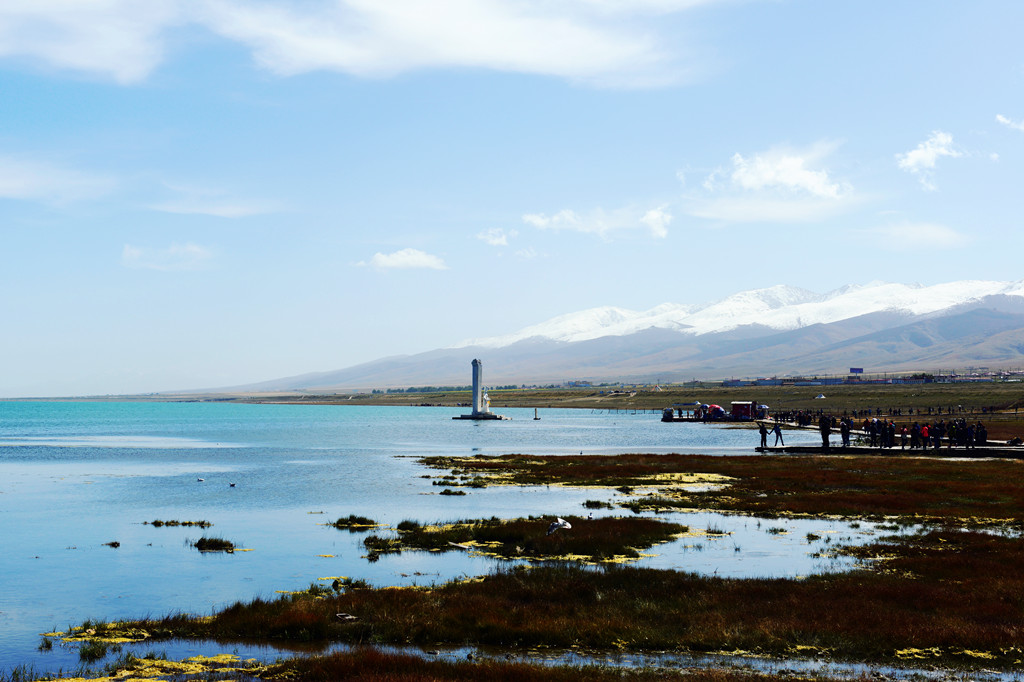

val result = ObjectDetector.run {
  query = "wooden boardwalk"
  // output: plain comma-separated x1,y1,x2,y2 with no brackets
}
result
754,444,1024,459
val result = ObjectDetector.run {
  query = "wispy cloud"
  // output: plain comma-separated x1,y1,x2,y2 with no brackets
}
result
148,182,280,217
197,0,696,87
861,222,969,249
0,154,114,203
122,242,214,271
149,200,275,218
359,248,448,270
477,227,517,246
996,114,1024,132
896,131,961,191
686,142,856,223
0,0,727,87
523,205,671,239
0,2,181,84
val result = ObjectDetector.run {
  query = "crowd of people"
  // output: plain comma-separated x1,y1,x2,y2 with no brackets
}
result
761,415,990,450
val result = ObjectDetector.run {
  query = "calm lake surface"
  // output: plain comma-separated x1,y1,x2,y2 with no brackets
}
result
0,401,873,674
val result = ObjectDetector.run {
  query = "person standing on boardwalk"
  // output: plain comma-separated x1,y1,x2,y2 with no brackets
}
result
772,421,784,446
819,415,831,451
840,419,851,448
758,422,769,449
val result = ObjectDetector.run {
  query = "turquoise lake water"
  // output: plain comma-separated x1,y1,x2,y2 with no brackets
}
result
0,401,871,674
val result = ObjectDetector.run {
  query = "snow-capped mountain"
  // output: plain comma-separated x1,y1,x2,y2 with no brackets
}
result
453,281,1024,348
221,280,1024,392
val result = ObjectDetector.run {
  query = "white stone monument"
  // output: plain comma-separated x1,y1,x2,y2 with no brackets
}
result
454,358,507,420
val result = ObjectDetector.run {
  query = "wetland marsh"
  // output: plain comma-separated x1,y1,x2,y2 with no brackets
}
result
3,400,1024,680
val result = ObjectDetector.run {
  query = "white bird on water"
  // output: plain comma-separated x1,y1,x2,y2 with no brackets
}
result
547,517,571,536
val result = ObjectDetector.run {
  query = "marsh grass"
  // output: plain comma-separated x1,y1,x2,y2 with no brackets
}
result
364,516,687,562
193,536,236,552
94,530,1024,669
146,520,211,528
78,639,119,662
422,453,1024,525
332,515,378,531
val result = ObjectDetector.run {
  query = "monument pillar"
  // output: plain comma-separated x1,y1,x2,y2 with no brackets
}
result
472,358,484,415
454,358,507,420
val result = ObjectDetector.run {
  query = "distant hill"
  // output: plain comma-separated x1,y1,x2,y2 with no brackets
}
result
210,281,1024,392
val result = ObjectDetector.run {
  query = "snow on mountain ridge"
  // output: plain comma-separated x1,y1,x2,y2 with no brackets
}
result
452,280,1024,349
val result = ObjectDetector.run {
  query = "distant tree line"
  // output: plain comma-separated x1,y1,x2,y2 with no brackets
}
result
371,384,529,394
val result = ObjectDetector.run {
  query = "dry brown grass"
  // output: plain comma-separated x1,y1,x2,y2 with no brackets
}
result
422,453,1024,525
97,530,1024,669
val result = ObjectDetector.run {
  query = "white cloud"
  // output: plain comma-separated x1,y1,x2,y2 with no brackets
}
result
686,142,856,223
729,149,845,199
862,222,969,250
640,206,672,238
523,209,581,230
0,0,727,87
149,200,275,218
360,248,448,270
122,242,214,271
524,205,671,239
996,114,1024,132
477,227,516,246
0,154,114,202
896,131,961,191
197,0,691,87
0,1,182,84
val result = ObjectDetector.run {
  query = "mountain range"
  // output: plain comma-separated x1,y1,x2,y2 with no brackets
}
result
225,280,1024,392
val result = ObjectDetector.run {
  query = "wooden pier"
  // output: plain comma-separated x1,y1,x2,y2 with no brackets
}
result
754,444,1024,459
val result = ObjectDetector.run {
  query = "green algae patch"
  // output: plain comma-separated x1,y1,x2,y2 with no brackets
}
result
50,622,152,644
53,653,268,681
418,454,735,494
363,515,688,563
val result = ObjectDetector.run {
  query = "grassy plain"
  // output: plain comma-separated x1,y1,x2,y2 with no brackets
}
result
238,381,1024,413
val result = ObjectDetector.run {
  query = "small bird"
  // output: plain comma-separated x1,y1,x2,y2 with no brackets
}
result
197,478,205,482
587,512,593,520
229,482,236,487
547,517,572,535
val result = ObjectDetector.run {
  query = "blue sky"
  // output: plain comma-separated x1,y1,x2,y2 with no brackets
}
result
1,1,1023,397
